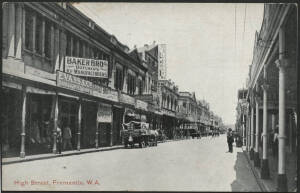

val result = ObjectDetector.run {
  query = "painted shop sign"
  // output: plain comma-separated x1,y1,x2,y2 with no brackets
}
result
93,84,118,102
65,56,108,78
97,103,112,123
57,71,118,102
162,109,175,117
135,100,148,111
119,93,136,106
57,71,93,95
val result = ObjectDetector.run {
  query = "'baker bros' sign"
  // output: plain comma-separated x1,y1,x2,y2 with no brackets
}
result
65,56,108,78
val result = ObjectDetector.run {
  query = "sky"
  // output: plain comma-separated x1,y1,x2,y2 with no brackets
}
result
74,3,264,125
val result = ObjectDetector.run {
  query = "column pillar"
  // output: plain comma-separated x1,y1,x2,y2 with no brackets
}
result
77,99,82,151
32,13,36,53
110,105,113,147
7,2,15,58
20,85,27,158
15,3,22,59
59,28,66,71
254,93,261,167
95,103,99,149
2,3,9,58
275,26,288,192
41,18,45,57
50,24,55,70
52,94,58,154
246,114,250,151
70,36,73,57
250,103,255,160
242,115,246,145
260,71,270,178
54,26,60,72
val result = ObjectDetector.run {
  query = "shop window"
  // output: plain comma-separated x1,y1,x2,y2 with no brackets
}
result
44,20,51,58
115,67,123,91
25,8,34,51
66,33,71,56
139,80,143,95
85,44,89,58
35,16,43,55
79,41,83,58
72,38,77,57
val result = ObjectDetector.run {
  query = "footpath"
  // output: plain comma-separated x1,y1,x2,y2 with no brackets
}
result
2,140,174,165
242,146,297,192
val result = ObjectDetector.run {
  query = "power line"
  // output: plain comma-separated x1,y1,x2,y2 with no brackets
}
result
234,4,237,67
241,4,247,67
242,4,247,42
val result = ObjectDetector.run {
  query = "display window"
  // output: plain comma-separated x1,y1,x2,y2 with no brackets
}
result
1,87,22,158
25,93,54,155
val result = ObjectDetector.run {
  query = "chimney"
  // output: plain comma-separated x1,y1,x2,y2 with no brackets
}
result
153,40,156,45
144,44,148,48
134,45,137,49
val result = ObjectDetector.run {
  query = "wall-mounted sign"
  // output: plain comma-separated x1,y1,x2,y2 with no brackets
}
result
93,84,118,102
57,71,93,95
65,56,108,78
97,103,112,123
136,99,148,111
57,71,119,103
119,93,136,106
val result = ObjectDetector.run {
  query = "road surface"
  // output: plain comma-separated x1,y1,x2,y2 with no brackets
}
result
2,135,261,191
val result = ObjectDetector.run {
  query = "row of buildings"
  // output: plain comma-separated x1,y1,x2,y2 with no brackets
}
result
2,2,224,158
235,4,297,192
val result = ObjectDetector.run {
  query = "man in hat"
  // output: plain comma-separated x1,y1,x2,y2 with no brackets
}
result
227,128,234,153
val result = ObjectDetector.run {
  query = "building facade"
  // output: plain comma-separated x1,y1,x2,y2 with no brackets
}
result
243,4,297,191
2,2,148,158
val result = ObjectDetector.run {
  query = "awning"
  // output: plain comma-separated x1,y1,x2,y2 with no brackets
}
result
27,86,56,95
2,81,22,90
58,92,80,100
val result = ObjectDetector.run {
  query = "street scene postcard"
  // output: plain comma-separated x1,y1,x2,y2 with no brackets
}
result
1,2,298,192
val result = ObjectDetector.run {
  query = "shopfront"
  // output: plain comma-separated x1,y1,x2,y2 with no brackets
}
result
97,103,113,147
1,83,23,158
58,95,79,151
112,106,124,145
81,99,97,149
25,89,55,155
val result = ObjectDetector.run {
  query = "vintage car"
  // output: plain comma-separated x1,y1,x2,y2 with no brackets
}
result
121,121,158,148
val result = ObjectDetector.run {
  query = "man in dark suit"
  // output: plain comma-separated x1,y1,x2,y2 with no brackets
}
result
227,128,234,153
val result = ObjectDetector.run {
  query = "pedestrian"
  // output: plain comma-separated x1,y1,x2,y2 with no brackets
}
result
227,128,234,153
63,124,73,150
272,125,279,157
56,125,62,154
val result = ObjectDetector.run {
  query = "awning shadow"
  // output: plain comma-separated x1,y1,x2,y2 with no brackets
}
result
230,152,262,192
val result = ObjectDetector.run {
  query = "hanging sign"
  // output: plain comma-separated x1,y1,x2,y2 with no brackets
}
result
97,103,112,123
65,56,108,78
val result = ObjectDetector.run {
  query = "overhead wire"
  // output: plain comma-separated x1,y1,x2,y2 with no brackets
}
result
234,4,237,68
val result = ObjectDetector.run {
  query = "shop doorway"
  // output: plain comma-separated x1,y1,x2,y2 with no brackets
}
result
59,96,78,151
98,123,111,147
112,107,124,145
82,100,97,149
